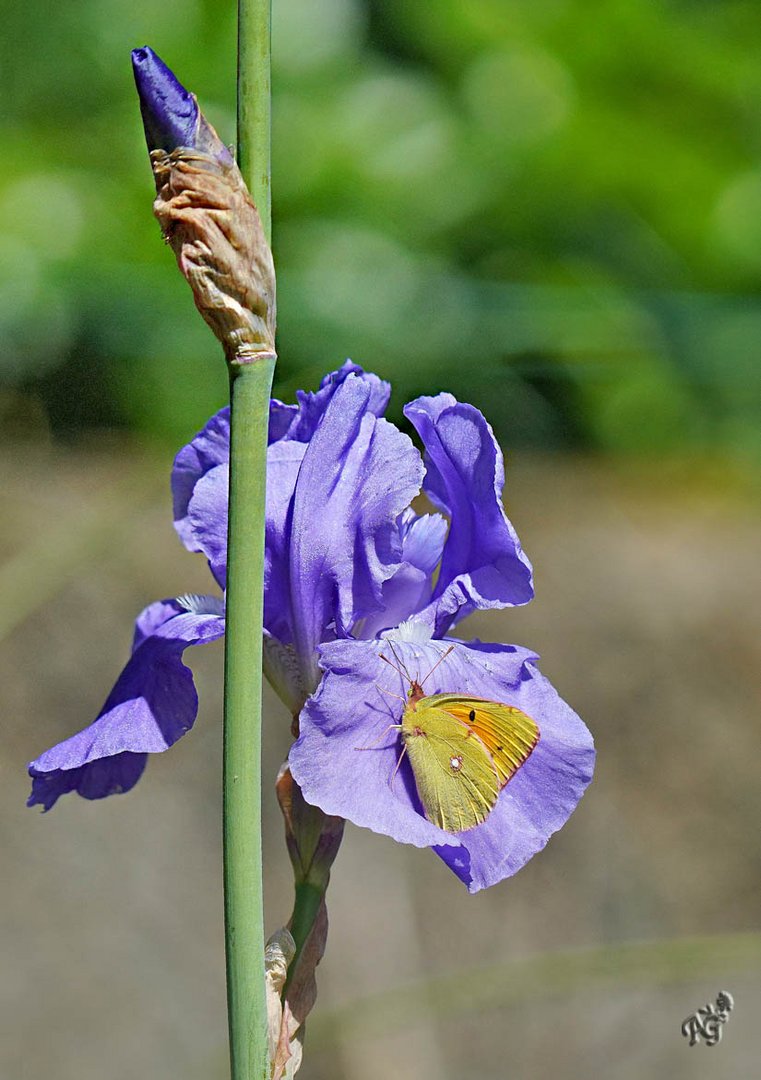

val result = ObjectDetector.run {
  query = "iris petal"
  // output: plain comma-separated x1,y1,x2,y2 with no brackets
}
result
358,509,447,639
287,376,423,684
405,394,534,635
289,637,594,891
27,601,225,811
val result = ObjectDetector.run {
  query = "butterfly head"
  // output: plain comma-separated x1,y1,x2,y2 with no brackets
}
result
380,641,456,712
406,679,426,708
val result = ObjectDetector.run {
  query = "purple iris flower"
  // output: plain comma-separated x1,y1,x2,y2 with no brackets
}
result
28,363,593,892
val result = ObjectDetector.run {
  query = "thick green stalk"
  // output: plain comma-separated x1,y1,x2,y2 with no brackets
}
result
238,0,272,242
224,4,273,1078
223,358,275,1080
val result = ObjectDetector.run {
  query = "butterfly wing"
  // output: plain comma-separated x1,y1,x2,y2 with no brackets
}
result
402,705,501,832
401,695,539,833
428,695,540,786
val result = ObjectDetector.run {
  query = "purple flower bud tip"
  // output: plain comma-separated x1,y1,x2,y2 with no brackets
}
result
132,45,199,152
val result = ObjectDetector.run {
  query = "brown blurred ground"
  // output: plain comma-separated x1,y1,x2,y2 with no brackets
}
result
2,441,759,1080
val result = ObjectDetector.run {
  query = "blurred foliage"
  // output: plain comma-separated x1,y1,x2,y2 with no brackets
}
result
2,0,761,459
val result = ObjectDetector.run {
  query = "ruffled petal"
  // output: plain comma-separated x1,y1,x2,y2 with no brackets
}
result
27,600,225,811
27,752,148,814
172,407,230,553
289,635,594,891
404,395,534,635
279,361,390,443
178,438,310,606
263,440,308,643
186,462,228,588
171,363,390,585
287,376,423,684
358,509,447,639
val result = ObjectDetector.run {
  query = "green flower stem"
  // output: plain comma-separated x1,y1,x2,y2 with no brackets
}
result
223,5,273,1078
238,0,272,243
223,357,275,1080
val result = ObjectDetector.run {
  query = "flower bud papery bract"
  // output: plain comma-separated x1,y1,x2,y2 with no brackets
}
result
265,929,301,1080
132,46,276,365
274,764,344,1070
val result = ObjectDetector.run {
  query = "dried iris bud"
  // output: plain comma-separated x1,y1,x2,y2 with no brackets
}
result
132,46,276,364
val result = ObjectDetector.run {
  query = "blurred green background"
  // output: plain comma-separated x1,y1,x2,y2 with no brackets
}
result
3,0,761,460
3,2,761,1079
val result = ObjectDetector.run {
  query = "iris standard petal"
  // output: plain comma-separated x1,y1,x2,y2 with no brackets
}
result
177,438,309,604
170,366,395,655
405,395,534,635
284,361,390,442
289,636,594,891
358,509,448,639
27,602,225,810
185,462,228,588
270,361,388,444
172,363,388,564
171,403,297,553
172,406,230,552
263,440,308,644
287,376,423,683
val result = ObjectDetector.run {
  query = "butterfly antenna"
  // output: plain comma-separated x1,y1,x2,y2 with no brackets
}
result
379,652,405,677
387,639,414,682
419,643,455,689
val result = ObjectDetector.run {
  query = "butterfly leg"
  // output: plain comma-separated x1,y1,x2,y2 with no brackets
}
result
389,740,409,792
354,723,402,751
373,680,407,704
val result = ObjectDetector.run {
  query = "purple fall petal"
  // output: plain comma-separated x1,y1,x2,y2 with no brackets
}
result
27,601,225,811
405,395,534,635
28,752,148,814
289,636,594,892
430,646,595,891
290,639,451,851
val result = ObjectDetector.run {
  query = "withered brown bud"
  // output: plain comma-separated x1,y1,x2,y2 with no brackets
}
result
150,127,276,366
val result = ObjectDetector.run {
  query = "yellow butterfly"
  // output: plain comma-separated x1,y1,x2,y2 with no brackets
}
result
380,646,540,833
